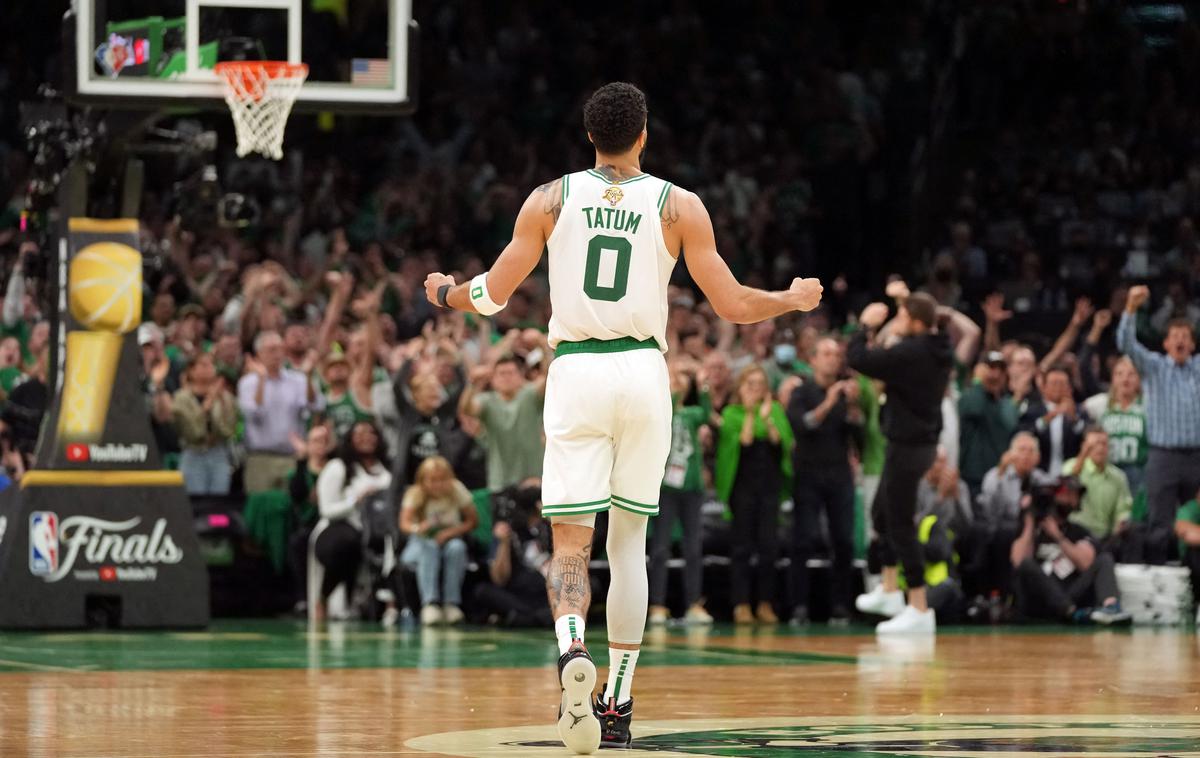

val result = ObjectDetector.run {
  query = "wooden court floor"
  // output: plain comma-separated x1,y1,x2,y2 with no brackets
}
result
0,620,1197,757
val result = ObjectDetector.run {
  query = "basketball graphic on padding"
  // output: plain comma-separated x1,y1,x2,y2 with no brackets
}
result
68,242,142,333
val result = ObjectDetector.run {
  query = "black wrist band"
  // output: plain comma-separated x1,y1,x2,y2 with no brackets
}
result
437,284,451,308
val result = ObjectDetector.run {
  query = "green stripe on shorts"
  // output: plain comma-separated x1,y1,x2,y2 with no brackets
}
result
611,495,659,516
542,498,611,517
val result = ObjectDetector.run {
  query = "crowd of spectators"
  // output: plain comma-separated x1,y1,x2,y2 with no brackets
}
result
0,2,1198,625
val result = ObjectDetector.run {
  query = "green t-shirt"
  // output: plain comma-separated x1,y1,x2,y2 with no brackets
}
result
324,389,373,438
215,361,242,387
0,366,23,395
663,405,706,492
957,382,1020,486
478,384,544,492
952,360,972,394
1178,499,1200,557
857,375,885,476
0,320,31,364
761,358,813,392
165,344,185,366
290,465,320,527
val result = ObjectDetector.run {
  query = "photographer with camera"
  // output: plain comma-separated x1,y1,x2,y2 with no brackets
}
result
1010,477,1132,625
472,477,554,627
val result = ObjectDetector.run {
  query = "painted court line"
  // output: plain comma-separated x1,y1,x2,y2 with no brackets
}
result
0,656,91,673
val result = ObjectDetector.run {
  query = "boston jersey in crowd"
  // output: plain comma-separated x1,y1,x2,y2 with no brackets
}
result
546,170,676,350
1084,394,1149,469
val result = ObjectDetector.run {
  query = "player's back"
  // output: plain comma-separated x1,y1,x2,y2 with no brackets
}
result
546,170,676,351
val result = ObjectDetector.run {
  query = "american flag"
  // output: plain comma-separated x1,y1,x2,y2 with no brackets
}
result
351,59,391,87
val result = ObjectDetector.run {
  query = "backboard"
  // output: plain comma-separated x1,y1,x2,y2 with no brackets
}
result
65,0,417,113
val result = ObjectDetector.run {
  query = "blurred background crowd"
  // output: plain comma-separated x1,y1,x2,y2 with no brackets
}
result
0,0,1198,626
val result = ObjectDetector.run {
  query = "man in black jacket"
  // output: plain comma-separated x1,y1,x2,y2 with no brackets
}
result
785,337,863,625
847,292,952,635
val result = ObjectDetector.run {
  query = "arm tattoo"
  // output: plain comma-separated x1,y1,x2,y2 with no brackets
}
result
534,177,564,222
661,187,681,229
547,546,591,616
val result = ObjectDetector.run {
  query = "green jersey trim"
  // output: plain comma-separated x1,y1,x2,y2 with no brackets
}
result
555,336,658,357
657,182,673,212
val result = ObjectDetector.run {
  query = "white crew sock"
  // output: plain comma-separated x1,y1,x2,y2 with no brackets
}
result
555,614,586,655
605,648,639,705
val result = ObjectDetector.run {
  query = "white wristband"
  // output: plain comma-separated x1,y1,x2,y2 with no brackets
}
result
468,272,506,316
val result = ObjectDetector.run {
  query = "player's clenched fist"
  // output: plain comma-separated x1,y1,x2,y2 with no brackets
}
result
424,272,455,306
790,277,824,312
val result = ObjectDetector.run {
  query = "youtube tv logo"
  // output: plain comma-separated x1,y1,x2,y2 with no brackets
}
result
63,443,147,463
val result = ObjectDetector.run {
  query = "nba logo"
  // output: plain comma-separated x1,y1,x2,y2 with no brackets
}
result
29,512,59,576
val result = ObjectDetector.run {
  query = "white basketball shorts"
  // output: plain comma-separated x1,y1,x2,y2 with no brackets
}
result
540,343,671,519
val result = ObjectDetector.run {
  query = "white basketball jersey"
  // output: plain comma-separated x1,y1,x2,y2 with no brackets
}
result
546,170,677,350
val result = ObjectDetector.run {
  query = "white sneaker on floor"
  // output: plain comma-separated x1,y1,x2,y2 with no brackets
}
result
443,605,465,625
685,604,714,625
557,643,601,755
876,605,936,635
420,604,443,626
648,605,669,626
381,606,400,628
855,586,906,618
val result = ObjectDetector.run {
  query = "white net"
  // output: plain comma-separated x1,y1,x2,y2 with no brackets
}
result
215,62,309,160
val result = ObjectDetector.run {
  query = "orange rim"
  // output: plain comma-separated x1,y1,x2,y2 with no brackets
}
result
214,61,309,101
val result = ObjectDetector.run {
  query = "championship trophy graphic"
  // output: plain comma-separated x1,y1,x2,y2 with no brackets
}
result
0,218,209,629
60,240,143,442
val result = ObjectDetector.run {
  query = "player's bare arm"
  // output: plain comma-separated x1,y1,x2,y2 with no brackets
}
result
665,188,823,323
423,178,560,311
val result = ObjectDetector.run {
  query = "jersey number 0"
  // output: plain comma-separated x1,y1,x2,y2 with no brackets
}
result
583,234,631,302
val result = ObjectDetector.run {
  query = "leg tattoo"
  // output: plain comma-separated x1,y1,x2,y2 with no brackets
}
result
548,546,592,618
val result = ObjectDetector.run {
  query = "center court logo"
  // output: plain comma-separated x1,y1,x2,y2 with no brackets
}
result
406,716,1200,757
29,511,183,583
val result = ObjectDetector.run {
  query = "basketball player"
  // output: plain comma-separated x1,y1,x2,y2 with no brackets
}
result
425,82,823,754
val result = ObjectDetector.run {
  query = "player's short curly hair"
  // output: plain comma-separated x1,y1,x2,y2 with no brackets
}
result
583,82,648,155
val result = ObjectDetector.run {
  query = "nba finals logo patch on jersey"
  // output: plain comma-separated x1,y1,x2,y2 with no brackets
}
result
602,186,624,206
29,512,59,576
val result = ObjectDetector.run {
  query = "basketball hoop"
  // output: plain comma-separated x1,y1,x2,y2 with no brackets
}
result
214,61,308,160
